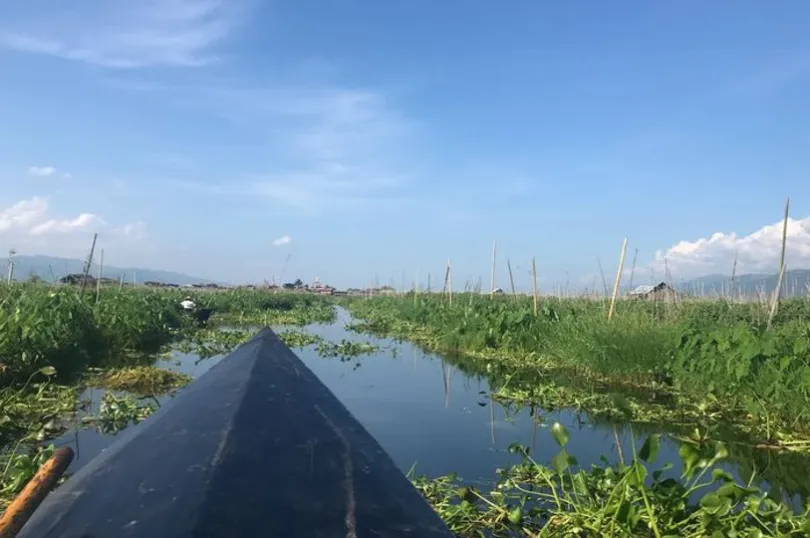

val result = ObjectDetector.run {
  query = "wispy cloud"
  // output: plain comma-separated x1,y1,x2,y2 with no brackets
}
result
651,215,810,278
139,83,421,214
246,88,418,213
272,235,292,246
28,166,55,177
30,213,105,235
0,0,244,68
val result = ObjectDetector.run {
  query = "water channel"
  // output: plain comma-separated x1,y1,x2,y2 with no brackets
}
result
52,308,810,505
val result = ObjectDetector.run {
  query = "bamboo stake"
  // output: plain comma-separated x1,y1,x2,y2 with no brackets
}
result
507,258,516,297
0,447,74,538
490,240,497,298
80,233,98,296
95,249,104,304
768,199,790,328
531,256,538,317
445,259,453,306
608,238,628,321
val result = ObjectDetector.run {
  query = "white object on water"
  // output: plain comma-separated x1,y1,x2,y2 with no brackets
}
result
180,299,196,310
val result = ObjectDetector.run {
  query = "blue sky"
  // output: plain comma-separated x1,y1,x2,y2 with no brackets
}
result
1,1,809,289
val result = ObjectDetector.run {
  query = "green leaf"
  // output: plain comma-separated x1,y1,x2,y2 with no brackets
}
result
551,451,570,474
38,366,57,376
550,422,570,447
507,506,522,524
639,434,661,463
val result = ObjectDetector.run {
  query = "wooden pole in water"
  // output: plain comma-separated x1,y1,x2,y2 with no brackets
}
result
0,447,74,538
608,238,628,321
95,249,104,304
768,198,790,329
531,256,538,317
507,258,516,298
490,240,497,298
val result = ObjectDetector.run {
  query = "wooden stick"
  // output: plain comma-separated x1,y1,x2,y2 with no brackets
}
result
446,259,453,306
531,256,538,317
507,259,516,297
608,238,628,321
768,198,790,329
80,233,98,296
489,240,497,298
95,249,104,305
0,447,74,538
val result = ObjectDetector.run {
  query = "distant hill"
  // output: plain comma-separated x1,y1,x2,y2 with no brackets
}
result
0,255,220,286
678,269,810,298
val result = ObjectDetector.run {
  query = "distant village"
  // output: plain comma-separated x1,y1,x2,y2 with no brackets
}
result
56,271,687,301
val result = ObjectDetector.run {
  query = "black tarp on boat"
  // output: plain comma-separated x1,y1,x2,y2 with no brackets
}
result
18,328,453,538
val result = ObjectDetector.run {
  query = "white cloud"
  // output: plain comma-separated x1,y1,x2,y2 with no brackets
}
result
0,198,144,260
652,215,810,278
0,0,243,68
30,213,105,235
0,197,48,232
63,173,72,179
28,166,55,177
272,235,292,246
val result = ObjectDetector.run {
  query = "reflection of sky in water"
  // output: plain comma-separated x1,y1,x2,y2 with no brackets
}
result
49,309,806,506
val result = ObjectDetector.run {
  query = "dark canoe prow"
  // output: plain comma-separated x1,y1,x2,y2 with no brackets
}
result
18,328,454,538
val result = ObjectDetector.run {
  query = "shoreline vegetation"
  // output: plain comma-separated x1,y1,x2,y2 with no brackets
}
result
3,283,810,534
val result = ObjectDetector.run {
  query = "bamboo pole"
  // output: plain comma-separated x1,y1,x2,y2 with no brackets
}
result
80,233,98,296
768,198,790,329
95,249,104,304
490,240,497,298
531,256,538,317
0,447,74,538
608,238,628,321
507,259,516,297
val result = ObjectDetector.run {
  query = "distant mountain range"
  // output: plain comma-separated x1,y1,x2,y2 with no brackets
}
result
677,269,810,298
0,255,219,286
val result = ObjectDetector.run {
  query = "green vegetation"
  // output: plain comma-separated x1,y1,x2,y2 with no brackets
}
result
0,284,337,509
346,295,810,448
413,422,810,537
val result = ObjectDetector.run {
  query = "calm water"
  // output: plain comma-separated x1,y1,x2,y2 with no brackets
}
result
52,308,809,503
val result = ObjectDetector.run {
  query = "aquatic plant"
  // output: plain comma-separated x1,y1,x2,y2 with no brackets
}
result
85,366,192,396
411,422,810,537
83,392,156,435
